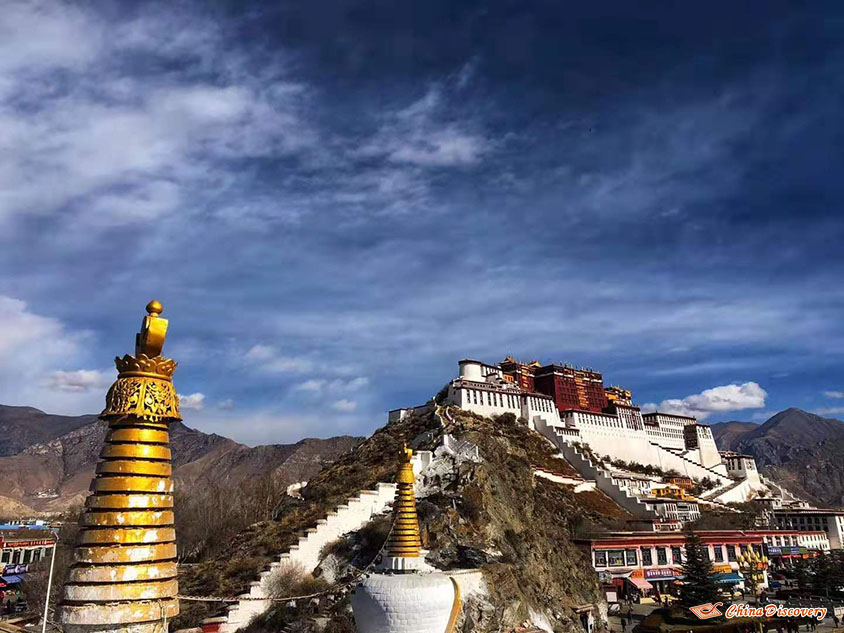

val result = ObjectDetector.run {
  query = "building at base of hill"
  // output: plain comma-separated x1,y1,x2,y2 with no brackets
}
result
577,529,829,605
772,507,844,549
1,526,57,615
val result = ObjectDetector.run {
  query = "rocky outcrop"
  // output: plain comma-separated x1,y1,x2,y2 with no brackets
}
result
0,404,96,457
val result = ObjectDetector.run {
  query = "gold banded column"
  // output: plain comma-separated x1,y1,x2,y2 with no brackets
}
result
61,301,181,633
384,444,423,560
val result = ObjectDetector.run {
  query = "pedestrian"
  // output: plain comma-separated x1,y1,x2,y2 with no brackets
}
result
621,616,627,632
833,613,840,628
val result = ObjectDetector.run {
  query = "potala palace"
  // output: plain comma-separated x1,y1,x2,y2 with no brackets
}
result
391,357,802,528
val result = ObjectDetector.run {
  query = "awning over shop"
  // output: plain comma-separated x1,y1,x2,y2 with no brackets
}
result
712,572,743,585
1,575,24,584
627,577,653,590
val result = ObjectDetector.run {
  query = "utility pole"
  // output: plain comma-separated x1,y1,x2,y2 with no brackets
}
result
42,530,58,633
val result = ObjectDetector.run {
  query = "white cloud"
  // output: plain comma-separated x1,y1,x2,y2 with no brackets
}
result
331,399,357,412
0,1,103,75
823,390,844,399
294,379,326,392
361,86,491,167
0,295,100,413
178,393,206,410
643,382,767,420
0,4,316,228
814,406,844,417
245,345,314,374
294,376,369,394
217,399,235,411
45,369,111,393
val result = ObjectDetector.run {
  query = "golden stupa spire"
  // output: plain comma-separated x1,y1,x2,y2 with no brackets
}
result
385,443,422,559
61,301,181,633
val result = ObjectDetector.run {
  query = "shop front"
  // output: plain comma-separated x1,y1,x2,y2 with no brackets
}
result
644,567,681,600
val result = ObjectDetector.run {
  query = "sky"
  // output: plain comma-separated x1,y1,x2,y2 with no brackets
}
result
1,1,844,445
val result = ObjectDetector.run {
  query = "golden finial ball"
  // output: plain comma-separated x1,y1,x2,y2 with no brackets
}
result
146,300,164,316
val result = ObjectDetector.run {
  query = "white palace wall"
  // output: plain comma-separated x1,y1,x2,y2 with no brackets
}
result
447,378,560,431
444,360,732,485
694,426,723,470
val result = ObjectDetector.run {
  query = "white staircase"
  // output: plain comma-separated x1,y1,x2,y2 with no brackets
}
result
213,450,436,632
547,429,658,519
217,482,398,632
655,444,731,483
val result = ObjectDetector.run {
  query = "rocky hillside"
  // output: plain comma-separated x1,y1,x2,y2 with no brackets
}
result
176,407,630,632
709,420,758,450
712,408,844,507
0,405,96,457
0,405,361,516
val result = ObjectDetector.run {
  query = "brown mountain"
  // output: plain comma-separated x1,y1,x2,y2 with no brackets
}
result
709,420,759,451
0,405,96,457
0,406,362,516
712,408,844,507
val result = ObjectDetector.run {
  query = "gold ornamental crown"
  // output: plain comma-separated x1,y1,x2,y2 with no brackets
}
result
114,354,177,381
101,301,181,422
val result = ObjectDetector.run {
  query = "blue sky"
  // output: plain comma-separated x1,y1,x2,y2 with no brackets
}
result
1,1,843,445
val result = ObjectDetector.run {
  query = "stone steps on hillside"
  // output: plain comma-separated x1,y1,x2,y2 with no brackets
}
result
655,444,731,483
206,481,397,632
207,451,434,633
550,432,657,520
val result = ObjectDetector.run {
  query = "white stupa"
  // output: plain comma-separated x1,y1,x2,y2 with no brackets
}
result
350,445,461,633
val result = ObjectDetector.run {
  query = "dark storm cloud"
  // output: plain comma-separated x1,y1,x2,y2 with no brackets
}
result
0,0,842,443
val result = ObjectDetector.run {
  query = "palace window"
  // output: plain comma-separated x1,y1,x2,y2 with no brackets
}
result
657,547,667,565
727,545,737,561
713,545,723,562
641,547,652,566
0,550,9,563
625,549,638,566
671,546,682,564
594,551,607,568
607,550,625,567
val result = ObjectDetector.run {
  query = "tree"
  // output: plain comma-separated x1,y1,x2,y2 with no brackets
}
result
793,557,810,596
678,528,721,608
809,552,835,598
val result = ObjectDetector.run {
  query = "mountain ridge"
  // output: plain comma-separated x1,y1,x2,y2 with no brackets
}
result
0,405,362,516
711,407,844,506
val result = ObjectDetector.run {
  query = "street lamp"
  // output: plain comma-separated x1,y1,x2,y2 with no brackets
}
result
41,529,58,633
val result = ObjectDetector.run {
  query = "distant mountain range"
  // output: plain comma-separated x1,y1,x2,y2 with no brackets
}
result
0,404,361,517
711,408,844,507
3,404,843,517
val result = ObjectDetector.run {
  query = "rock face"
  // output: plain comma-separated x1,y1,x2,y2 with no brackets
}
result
0,404,362,515
711,408,844,506
0,404,96,457
709,420,759,451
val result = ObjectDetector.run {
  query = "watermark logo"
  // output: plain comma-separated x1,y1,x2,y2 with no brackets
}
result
690,603,828,622
689,603,723,620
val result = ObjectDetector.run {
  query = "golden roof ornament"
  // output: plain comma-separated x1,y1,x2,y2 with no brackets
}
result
101,300,181,422
61,301,180,632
